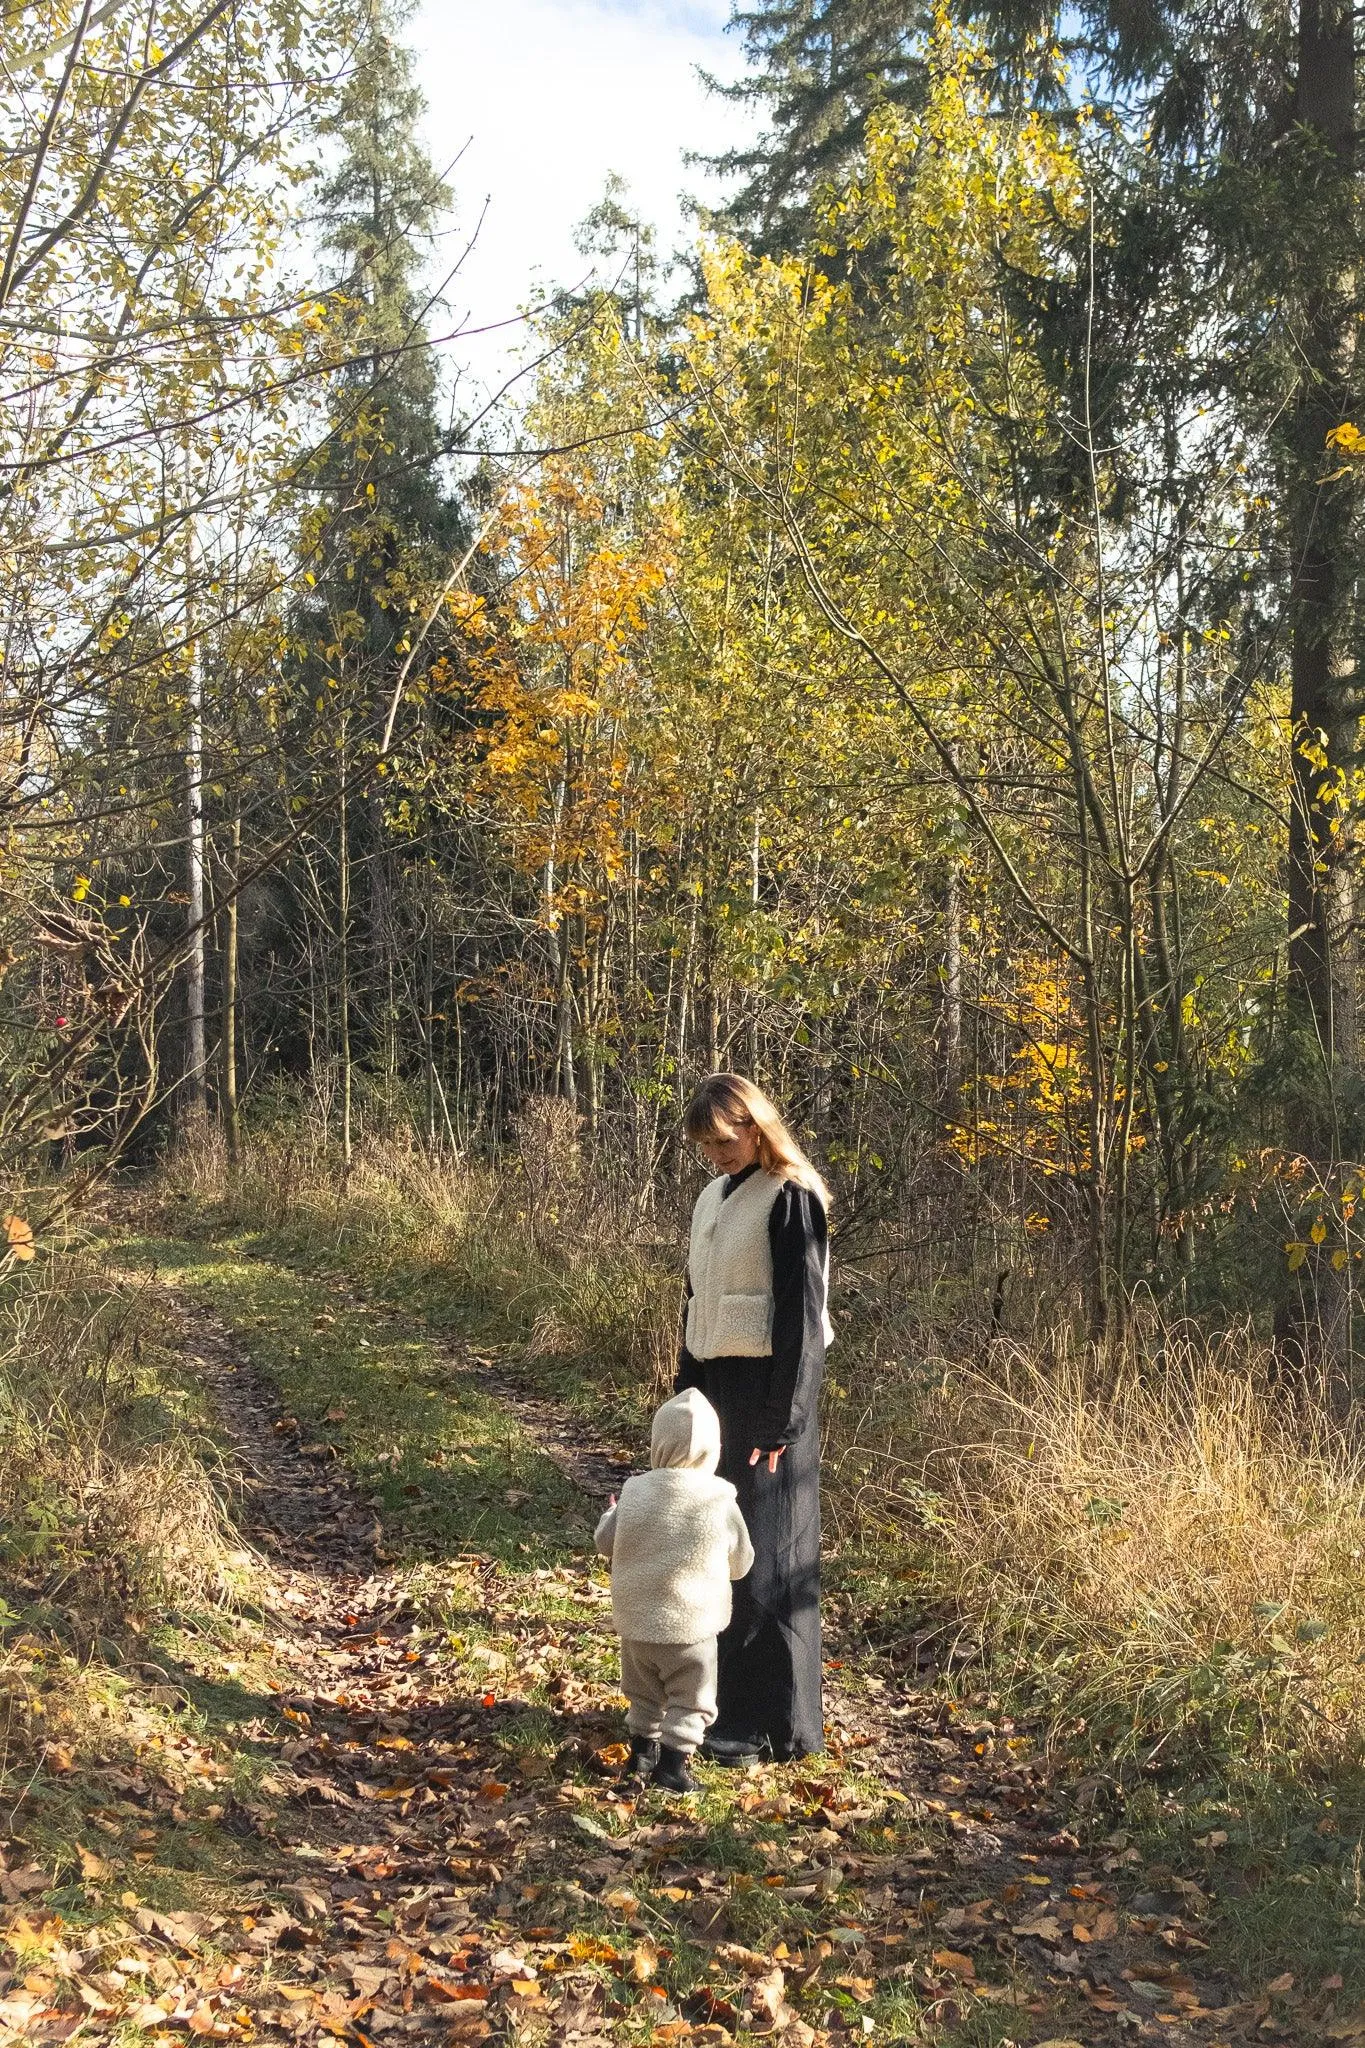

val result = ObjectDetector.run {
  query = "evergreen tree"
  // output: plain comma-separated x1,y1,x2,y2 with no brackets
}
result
308,0,457,628
705,0,928,250
963,0,1364,1371
283,0,464,1157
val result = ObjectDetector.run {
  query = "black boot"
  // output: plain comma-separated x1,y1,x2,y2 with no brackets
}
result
700,1734,766,1767
652,1744,697,1793
620,1736,659,1785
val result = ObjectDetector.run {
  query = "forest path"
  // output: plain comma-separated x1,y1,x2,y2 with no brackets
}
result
50,1214,1260,2048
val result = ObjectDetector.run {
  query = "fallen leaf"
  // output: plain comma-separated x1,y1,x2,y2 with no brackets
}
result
629,1941,659,1984
424,1980,489,2005
1012,1915,1063,1943
1266,1973,1295,1995
931,1950,975,1980
1080,1988,1124,2014
77,1846,111,1882
749,1965,788,2028
281,1883,330,1920
568,1937,622,1967
4,1214,36,1261
715,1944,772,1976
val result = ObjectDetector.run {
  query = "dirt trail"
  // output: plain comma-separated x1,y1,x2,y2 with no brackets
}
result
96,1276,1260,2048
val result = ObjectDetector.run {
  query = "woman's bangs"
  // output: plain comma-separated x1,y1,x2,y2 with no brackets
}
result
684,1102,736,1142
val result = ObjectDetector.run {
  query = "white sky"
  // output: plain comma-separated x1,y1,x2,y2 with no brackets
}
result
410,0,757,415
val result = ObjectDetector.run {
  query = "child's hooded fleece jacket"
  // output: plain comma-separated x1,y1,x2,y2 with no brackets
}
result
594,1387,754,1643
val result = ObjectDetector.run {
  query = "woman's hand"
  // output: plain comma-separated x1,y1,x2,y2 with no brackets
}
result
749,1446,786,1474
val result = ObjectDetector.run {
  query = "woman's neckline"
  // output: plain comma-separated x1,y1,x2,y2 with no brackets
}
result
722,1161,763,1200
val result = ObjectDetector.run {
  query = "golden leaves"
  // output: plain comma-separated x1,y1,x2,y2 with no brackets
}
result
4,1214,36,1262
1326,420,1365,454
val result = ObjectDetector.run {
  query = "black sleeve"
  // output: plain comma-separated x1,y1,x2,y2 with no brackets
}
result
756,1184,828,1449
675,1275,702,1393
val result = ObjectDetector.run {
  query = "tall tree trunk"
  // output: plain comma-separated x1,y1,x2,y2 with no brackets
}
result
1278,0,1360,1378
941,860,962,1098
183,602,207,1128
747,809,761,1076
339,741,354,1177
223,805,241,1162
424,839,436,1148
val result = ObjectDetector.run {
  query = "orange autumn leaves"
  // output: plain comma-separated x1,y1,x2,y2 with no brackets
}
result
459,465,672,892
3,1212,35,1263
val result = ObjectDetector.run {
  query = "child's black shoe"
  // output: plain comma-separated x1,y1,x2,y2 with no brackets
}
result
621,1737,660,1785
652,1745,697,1793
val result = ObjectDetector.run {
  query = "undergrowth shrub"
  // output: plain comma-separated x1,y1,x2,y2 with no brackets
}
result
841,1319,1365,1773
170,1108,682,1423
0,1258,233,1774
161,1100,1365,1777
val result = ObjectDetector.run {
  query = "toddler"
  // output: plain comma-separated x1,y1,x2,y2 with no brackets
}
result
595,1387,754,1791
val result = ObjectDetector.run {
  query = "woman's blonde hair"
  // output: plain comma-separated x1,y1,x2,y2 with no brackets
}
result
683,1072,830,1208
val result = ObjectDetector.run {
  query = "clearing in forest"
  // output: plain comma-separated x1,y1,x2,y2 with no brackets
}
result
0,1210,1337,2048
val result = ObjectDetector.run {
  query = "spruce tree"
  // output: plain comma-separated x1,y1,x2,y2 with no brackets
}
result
963,0,1364,1371
290,0,462,1156
309,0,457,630
705,0,929,250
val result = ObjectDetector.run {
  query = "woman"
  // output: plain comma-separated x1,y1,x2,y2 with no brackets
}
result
675,1072,832,1765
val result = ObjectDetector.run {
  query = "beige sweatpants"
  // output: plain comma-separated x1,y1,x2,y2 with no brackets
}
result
618,1637,718,1753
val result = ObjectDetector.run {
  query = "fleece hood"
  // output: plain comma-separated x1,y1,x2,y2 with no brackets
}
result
650,1387,721,1474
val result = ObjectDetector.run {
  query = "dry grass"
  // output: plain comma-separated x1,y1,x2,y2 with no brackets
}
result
164,1110,682,1432
841,1319,1365,1771
162,1109,1365,1775
0,1255,236,1778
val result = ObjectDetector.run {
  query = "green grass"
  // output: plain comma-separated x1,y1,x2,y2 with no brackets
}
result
115,1227,596,1565
145,1148,673,1450
86,1173,1365,2025
1125,1767,1365,1996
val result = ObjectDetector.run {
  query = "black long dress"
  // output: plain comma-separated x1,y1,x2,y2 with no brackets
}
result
675,1165,827,1760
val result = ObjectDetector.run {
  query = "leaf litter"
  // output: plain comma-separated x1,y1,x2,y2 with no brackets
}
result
0,1277,1340,2048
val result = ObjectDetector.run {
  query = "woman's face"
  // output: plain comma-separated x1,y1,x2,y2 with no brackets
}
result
696,1117,761,1176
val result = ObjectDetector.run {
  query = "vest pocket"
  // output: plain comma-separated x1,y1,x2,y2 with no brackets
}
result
717,1291,773,1354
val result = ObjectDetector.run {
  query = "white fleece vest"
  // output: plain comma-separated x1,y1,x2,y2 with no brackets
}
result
684,1168,834,1360
595,1470,754,1641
